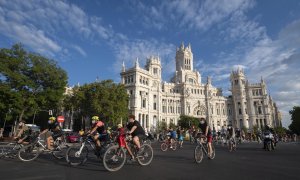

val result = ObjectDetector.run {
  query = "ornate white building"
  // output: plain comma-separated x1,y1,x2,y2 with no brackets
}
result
120,43,281,131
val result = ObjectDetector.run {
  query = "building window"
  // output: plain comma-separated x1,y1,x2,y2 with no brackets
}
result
162,106,166,113
142,99,146,108
235,80,238,85
153,68,158,75
258,106,262,114
130,90,133,95
153,103,157,110
239,108,242,115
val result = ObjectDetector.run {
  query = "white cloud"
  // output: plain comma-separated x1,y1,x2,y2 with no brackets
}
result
131,0,255,33
111,38,176,77
72,45,87,57
198,19,300,128
0,0,111,58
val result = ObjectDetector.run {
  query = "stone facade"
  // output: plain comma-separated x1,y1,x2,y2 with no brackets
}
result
120,43,282,131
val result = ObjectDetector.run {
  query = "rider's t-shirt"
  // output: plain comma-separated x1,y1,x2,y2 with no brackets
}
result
127,120,145,137
48,121,61,132
95,121,106,134
227,128,235,137
170,131,177,139
198,122,211,136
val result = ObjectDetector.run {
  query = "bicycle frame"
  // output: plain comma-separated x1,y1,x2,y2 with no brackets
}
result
196,139,209,156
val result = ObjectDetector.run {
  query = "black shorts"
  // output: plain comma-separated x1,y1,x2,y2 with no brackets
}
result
133,134,146,141
52,131,63,140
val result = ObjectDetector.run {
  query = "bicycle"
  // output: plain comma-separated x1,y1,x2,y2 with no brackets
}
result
160,138,178,151
18,135,68,162
65,134,113,166
103,134,153,172
194,137,215,163
228,137,236,152
0,141,23,159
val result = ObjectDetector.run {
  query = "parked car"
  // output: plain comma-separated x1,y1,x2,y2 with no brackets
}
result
66,132,80,143
25,124,40,133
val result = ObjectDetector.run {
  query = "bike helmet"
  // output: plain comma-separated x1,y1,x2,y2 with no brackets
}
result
49,117,56,121
92,115,99,121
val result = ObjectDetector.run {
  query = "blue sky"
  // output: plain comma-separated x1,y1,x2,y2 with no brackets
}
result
0,0,300,127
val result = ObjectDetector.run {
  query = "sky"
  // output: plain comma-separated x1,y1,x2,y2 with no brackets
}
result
0,0,300,128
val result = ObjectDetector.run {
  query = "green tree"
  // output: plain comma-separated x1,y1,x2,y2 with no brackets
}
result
252,125,259,134
62,80,129,127
178,115,199,129
169,122,177,130
289,106,300,135
0,44,68,123
274,127,287,137
157,121,167,132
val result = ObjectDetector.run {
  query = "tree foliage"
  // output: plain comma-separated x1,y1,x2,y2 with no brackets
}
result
274,127,287,136
178,115,199,129
0,44,68,123
156,121,167,132
62,80,129,127
289,106,300,135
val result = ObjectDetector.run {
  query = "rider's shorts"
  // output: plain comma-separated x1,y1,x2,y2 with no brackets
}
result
98,133,109,142
207,135,213,143
178,135,183,141
52,131,63,140
134,134,146,141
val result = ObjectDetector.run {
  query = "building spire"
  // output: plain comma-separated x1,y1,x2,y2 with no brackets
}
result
135,57,139,68
122,61,126,72
180,42,184,50
261,76,265,84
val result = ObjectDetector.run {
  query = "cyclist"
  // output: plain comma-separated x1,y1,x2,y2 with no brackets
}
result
40,117,63,150
198,118,213,158
227,124,236,149
177,126,184,148
117,124,134,160
14,120,30,144
126,115,145,154
221,126,227,146
169,127,177,149
87,115,107,151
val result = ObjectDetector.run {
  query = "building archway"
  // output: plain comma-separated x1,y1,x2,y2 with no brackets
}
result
193,104,207,118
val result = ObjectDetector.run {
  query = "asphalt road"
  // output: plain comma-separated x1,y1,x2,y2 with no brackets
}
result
0,141,299,180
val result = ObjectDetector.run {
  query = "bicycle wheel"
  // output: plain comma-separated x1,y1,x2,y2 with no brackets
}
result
136,144,153,166
171,141,177,151
194,145,203,163
228,141,233,152
66,146,88,166
160,143,168,152
52,144,69,160
209,144,216,159
18,144,40,162
144,139,151,145
103,145,126,172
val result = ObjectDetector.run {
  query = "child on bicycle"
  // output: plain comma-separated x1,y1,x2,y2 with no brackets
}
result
117,124,134,160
